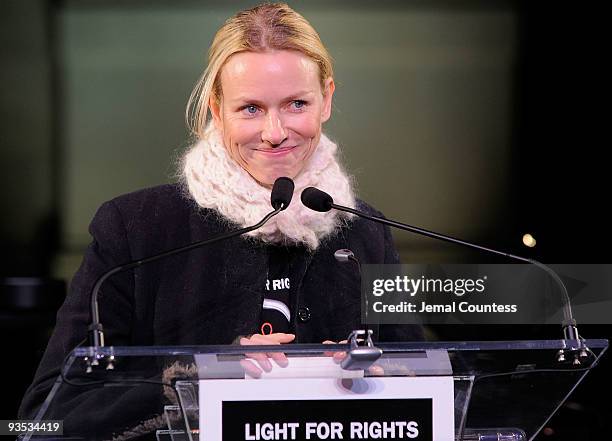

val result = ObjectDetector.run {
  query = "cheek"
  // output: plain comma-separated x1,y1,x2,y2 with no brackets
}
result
291,112,322,140
222,118,259,161
223,118,256,143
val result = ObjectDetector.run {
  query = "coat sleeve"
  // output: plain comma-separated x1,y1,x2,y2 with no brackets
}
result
16,201,162,438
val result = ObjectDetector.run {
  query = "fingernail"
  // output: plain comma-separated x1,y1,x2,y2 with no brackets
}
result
249,370,262,379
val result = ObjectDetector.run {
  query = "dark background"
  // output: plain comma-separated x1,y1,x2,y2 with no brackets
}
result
1,0,609,439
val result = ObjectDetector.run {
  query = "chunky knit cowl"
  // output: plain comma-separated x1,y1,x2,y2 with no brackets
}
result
181,122,355,249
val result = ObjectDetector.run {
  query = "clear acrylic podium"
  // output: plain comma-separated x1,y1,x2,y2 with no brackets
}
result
21,339,608,441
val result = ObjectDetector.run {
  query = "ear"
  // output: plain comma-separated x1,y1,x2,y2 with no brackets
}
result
321,77,335,123
209,95,223,132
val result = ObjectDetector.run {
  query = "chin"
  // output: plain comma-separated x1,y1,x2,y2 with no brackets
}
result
255,169,297,187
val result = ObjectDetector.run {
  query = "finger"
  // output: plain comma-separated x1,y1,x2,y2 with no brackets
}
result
322,340,337,357
367,364,385,376
332,351,347,364
246,334,290,367
248,333,295,345
240,334,293,370
267,351,289,368
267,333,295,344
247,352,273,372
250,340,289,367
242,348,273,372
333,340,348,363
240,359,263,379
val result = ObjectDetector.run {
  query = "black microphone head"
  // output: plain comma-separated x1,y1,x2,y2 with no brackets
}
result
271,177,294,210
301,187,334,212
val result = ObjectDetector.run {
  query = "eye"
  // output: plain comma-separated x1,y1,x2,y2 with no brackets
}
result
241,104,260,116
291,100,307,110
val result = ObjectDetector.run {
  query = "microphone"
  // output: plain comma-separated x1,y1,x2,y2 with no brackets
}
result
302,187,585,361
88,177,295,369
334,249,382,370
270,177,294,210
301,187,333,212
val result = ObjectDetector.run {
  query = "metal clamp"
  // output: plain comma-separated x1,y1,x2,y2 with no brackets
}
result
341,329,383,371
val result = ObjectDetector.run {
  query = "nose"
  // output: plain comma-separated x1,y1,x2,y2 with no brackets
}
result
261,111,287,146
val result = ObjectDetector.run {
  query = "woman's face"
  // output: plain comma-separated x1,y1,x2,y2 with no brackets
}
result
209,50,335,186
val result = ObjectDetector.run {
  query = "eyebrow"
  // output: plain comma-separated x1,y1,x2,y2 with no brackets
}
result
229,91,315,105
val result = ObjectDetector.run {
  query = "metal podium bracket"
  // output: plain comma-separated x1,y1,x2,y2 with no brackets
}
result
341,329,383,371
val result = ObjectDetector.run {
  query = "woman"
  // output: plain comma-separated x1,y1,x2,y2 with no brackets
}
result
19,3,420,439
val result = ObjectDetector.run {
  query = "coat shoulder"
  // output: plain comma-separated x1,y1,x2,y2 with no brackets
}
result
109,183,195,215
91,183,223,248
103,183,220,227
355,198,385,217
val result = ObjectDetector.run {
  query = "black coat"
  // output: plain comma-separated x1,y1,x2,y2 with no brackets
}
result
19,183,422,438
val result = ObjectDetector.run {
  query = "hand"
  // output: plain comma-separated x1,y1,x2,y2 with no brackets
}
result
239,333,295,378
322,339,348,364
322,340,385,376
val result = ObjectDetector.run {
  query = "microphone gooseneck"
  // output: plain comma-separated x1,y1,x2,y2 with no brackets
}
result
88,177,295,368
334,248,382,370
302,187,583,358
334,248,370,337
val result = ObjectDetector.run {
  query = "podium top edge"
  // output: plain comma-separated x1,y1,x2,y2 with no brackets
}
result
70,339,609,357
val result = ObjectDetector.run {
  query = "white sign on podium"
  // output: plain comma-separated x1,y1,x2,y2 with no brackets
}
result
199,358,454,441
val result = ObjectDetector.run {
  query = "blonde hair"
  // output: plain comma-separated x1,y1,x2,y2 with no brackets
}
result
186,2,334,140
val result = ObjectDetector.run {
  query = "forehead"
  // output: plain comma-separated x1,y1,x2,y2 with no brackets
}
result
220,50,321,101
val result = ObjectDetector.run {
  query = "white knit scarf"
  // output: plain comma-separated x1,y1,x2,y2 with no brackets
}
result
181,122,355,250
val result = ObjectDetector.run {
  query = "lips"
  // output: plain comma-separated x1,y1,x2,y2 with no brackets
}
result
255,145,297,155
